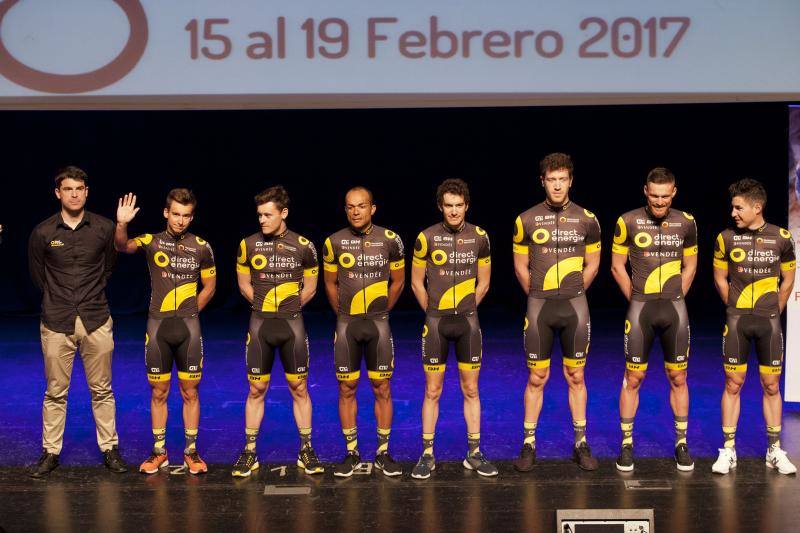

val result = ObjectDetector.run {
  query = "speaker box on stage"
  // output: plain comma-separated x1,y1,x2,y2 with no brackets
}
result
556,508,655,533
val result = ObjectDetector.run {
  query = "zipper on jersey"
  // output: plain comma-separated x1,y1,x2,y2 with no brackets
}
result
452,231,458,315
555,210,560,296
360,233,367,315
658,219,663,297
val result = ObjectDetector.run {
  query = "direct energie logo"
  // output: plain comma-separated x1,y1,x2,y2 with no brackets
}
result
0,0,148,93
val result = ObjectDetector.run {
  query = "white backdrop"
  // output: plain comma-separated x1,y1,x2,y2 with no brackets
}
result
0,0,799,107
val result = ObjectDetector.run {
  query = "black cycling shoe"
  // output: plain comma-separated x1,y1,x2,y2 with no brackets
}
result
616,444,634,472
573,442,599,471
297,446,324,475
513,443,536,472
374,451,402,477
103,446,128,473
333,452,362,478
29,450,60,479
675,443,695,472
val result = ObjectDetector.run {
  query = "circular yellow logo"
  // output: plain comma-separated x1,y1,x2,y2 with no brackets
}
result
385,229,397,239
196,236,207,245
298,236,310,245
730,248,746,263
584,209,595,218
422,325,428,338
780,228,792,239
532,228,550,244
431,250,448,265
683,212,694,220
475,226,486,236
634,232,653,248
339,253,355,268
251,254,267,270
624,320,631,334
154,251,170,267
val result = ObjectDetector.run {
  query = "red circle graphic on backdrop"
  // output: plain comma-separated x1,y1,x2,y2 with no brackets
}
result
0,0,148,94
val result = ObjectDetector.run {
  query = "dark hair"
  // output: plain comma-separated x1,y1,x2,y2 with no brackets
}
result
646,167,676,185
345,186,374,205
54,166,88,187
254,185,290,211
165,188,197,210
539,153,574,178
729,178,767,208
436,178,470,206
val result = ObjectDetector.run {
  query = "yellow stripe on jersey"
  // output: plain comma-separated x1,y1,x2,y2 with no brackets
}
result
612,243,629,255
304,267,319,277
135,233,153,247
323,262,338,272
350,281,389,315
586,241,601,254
683,245,698,256
782,260,796,272
263,282,301,313
438,278,476,310
542,256,584,291
390,259,405,271
412,257,427,267
713,258,728,270
160,282,197,312
643,260,681,294
735,277,778,309
236,263,251,274
478,256,491,266
200,266,216,279
513,243,529,255
714,234,726,259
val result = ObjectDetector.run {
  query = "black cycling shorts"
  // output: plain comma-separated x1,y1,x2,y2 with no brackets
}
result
624,298,690,372
722,311,784,375
422,311,482,373
146,316,203,382
524,294,590,370
334,315,394,381
247,313,310,383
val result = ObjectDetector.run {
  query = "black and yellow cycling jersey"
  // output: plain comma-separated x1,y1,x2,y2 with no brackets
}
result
412,222,490,316
134,231,216,319
613,207,698,300
513,201,601,299
323,225,404,318
713,224,795,317
236,229,318,318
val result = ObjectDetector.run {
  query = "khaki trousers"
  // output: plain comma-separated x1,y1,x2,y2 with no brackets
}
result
40,316,118,454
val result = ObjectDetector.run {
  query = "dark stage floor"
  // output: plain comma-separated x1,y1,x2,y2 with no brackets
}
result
1,309,799,532
2,458,799,533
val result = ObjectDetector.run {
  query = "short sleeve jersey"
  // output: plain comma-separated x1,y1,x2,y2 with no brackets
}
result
323,225,405,317
412,222,491,316
713,224,796,316
612,207,698,300
236,229,318,317
513,201,601,299
134,231,216,318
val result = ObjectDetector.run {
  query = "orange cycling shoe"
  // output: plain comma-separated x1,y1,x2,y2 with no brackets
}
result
139,451,169,474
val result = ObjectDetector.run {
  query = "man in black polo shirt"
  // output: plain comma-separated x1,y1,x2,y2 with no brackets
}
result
27,166,127,478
